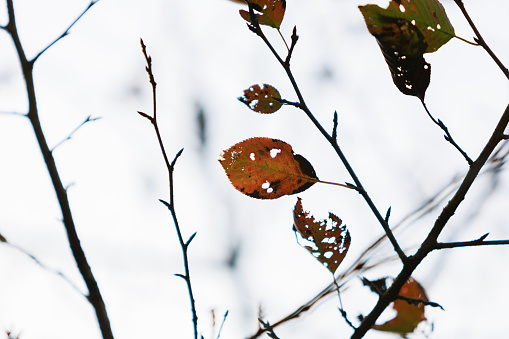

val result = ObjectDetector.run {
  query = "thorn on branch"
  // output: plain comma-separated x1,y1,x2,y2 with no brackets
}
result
175,273,186,280
171,148,185,167
186,232,197,247
137,111,153,121
159,199,172,210
385,207,391,223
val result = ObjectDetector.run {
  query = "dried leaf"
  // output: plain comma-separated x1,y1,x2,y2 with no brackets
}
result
219,138,317,199
293,198,351,273
240,0,286,29
239,84,283,114
359,0,454,100
373,277,428,335
359,0,454,54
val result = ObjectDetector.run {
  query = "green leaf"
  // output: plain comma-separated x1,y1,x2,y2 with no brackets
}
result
238,84,283,114
359,0,454,54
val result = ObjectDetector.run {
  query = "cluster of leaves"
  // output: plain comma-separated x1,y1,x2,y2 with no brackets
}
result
220,0,462,336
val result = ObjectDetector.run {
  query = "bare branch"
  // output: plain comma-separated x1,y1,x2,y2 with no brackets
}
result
139,41,198,339
454,0,509,80
31,1,100,63
51,115,101,151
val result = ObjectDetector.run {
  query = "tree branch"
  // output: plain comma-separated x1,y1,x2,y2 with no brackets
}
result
139,39,198,339
246,5,407,264
31,1,99,63
454,0,509,80
352,102,509,338
4,1,113,338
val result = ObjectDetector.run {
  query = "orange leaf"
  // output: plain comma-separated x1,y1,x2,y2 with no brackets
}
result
219,137,317,199
239,0,286,29
238,84,283,114
293,198,351,273
373,277,428,335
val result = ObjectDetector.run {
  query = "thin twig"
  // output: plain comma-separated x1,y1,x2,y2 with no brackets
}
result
51,115,101,151
421,101,473,165
435,233,509,249
454,0,509,80
216,311,229,339
4,1,113,338
139,39,198,339
246,4,407,264
31,1,99,63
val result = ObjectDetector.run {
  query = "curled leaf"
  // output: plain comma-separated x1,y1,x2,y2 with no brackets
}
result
238,84,283,114
373,277,428,335
240,0,286,29
293,198,351,273
219,137,317,199
359,0,454,100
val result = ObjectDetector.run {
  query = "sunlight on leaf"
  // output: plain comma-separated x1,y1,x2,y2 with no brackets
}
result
373,277,428,335
240,0,286,29
293,197,351,273
219,137,317,199
239,84,283,114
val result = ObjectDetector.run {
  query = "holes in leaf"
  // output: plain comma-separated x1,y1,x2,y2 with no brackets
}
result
250,152,256,161
270,148,281,158
399,4,405,13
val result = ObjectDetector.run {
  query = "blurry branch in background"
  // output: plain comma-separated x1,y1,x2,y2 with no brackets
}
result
2,1,114,338
51,115,101,152
0,233,84,297
137,39,199,339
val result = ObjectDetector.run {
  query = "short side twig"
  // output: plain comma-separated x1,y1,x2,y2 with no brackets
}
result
51,115,101,151
31,1,99,63
138,39,198,339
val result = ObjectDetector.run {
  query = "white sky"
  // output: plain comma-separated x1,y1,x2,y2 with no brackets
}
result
1,0,509,338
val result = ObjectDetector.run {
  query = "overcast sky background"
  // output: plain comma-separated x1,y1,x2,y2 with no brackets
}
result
1,0,508,338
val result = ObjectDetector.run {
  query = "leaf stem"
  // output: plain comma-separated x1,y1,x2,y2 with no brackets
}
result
421,101,473,165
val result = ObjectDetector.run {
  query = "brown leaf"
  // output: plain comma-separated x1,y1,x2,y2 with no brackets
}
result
238,84,283,114
219,138,317,199
373,277,428,335
293,198,351,273
240,0,286,29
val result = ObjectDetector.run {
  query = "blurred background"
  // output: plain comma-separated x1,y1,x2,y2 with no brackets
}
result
0,0,508,338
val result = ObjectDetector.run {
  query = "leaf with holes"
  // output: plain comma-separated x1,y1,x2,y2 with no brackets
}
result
239,84,283,114
240,0,286,29
359,0,454,54
219,138,317,199
293,198,351,274
373,277,428,335
359,0,454,100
